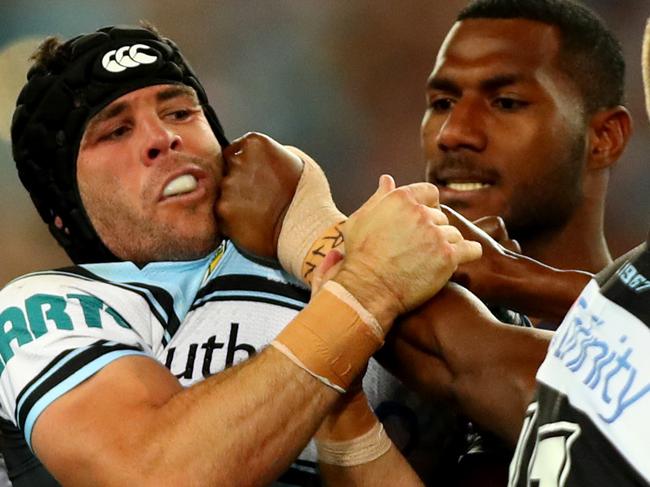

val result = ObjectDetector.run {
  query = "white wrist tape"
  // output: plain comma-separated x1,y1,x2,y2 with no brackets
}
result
316,421,392,466
277,147,346,283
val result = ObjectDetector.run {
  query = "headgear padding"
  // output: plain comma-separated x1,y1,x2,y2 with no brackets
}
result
11,25,229,264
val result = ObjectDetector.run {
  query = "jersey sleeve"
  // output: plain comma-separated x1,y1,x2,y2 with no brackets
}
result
0,272,156,449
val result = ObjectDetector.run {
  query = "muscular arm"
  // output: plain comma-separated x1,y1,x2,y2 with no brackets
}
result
33,348,337,486
378,283,553,445
443,206,591,324
32,175,481,485
467,251,591,323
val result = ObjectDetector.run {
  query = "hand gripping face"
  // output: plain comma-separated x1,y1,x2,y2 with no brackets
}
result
11,25,229,264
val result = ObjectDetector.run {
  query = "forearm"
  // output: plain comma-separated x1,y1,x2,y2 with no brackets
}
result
148,348,337,485
448,322,552,445
383,284,553,446
320,446,423,487
36,349,338,486
316,391,423,487
483,251,591,323
35,274,395,486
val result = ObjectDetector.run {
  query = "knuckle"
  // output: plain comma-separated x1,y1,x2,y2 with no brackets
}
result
426,182,439,199
432,208,448,224
393,187,409,199
243,131,267,147
437,242,454,262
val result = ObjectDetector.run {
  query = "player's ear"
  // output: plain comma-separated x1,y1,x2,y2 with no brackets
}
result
586,105,632,170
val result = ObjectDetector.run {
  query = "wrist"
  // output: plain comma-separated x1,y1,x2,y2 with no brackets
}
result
271,280,384,393
277,147,346,282
473,250,521,304
316,390,376,441
332,266,399,335
490,252,591,320
315,392,392,466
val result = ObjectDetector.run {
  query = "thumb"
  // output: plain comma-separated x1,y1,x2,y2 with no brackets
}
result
377,174,396,195
364,174,396,208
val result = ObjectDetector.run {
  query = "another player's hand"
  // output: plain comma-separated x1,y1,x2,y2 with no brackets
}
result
332,178,482,333
217,132,303,259
442,205,519,304
378,282,495,402
471,214,520,253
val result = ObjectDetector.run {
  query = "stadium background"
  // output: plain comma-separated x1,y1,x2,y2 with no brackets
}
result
1,0,648,285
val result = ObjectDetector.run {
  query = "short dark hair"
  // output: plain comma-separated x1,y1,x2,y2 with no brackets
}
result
457,0,626,115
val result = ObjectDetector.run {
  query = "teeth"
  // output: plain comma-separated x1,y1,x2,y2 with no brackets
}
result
446,182,490,191
163,174,198,197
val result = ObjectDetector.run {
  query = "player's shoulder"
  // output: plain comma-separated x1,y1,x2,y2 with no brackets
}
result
0,262,203,326
1,266,101,298
195,241,310,309
598,240,650,327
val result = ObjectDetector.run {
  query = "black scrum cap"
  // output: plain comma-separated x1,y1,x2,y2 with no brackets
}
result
11,25,229,264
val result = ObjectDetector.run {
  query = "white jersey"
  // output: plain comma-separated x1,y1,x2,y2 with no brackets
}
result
0,241,451,485
509,242,650,487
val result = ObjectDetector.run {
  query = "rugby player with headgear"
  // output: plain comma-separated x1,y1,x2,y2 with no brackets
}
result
0,23,482,486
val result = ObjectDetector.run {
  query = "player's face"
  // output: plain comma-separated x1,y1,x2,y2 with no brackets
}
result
77,84,223,263
421,19,587,240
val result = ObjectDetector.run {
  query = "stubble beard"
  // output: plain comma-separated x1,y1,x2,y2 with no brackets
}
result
80,167,221,264
503,131,587,244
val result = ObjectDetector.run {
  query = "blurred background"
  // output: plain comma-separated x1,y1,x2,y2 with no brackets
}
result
1,0,648,285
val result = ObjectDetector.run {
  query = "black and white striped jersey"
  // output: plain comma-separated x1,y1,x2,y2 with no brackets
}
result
509,241,650,487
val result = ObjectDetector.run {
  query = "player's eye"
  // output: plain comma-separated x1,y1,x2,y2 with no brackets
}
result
100,125,131,141
428,97,455,112
170,109,191,120
493,97,529,111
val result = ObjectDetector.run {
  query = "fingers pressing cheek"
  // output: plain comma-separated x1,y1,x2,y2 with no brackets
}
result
473,215,508,242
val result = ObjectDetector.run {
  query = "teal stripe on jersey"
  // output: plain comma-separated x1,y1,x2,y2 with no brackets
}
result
23,349,148,450
16,346,90,421
83,255,212,325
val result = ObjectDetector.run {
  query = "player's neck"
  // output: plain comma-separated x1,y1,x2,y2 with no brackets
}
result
519,207,612,274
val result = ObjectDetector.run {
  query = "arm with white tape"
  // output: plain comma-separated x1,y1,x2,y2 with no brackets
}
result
31,176,480,486
316,388,424,487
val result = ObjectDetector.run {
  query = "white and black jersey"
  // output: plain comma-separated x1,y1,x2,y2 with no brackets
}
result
0,240,450,485
509,240,650,487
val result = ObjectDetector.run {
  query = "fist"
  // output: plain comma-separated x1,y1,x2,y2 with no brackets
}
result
216,132,303,259
333,179,483,332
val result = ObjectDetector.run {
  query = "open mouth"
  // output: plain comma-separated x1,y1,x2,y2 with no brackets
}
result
163,174,199,198
442,180,492,192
